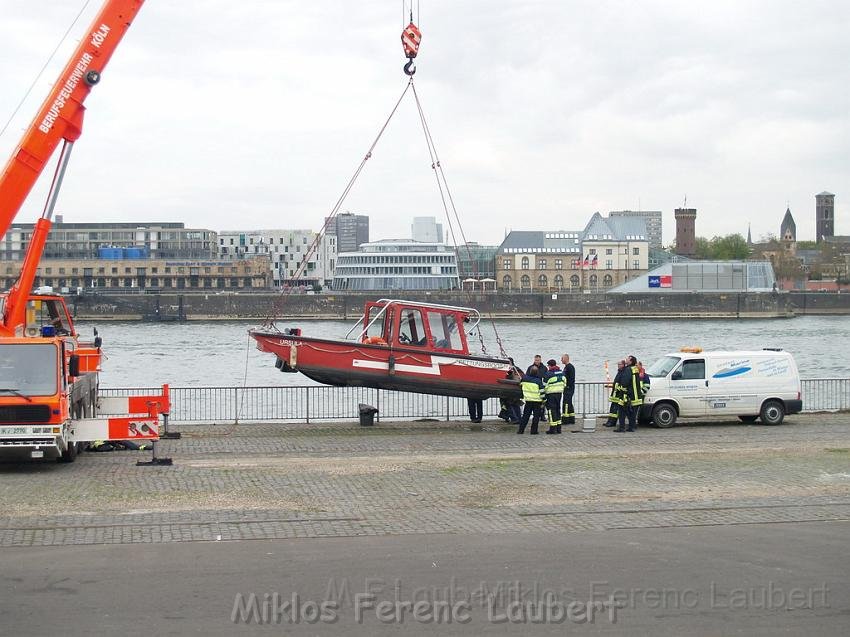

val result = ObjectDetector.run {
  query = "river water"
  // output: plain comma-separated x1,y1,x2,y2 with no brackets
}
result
82,316,849,388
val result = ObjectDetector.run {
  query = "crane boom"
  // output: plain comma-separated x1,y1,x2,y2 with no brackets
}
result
0,1,170,465
0,0,144,336
0,0,145,240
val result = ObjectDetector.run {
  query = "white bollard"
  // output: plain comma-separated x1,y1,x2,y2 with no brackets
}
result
581,415,597,433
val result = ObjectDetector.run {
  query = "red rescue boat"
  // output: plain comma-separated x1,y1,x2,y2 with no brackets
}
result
250,299,520,400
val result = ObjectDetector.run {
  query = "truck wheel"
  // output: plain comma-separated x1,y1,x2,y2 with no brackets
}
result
738,415,758,423
59,440,78,463
652,403,677,428
760,400,785,425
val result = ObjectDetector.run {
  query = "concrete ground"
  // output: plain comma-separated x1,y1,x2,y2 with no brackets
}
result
1,413,849,635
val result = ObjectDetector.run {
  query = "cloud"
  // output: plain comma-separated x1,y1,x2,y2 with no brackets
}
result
0,0,848,246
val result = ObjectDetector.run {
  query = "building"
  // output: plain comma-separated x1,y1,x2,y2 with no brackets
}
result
496,213,649,292
580,213,650,287
0,256,270,292
411,216,444,244
609,210,662,250
325,212,369,254
331,240,459,291
780,207,797,242
816,191,835,243
455,243,498,282
218,229,336,288
674,208,697,257
610,260,776,293
0,220,217,261
497,230,581,292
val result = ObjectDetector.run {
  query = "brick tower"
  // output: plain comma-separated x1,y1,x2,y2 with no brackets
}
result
674,208,697,257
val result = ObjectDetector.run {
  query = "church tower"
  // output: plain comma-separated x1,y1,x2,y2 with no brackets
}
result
780,207,796,242
816,192,835,243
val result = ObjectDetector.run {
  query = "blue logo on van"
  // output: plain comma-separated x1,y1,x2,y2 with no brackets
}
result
713,366,751,379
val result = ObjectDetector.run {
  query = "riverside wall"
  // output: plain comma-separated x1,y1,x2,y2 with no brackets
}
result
67,291,850,321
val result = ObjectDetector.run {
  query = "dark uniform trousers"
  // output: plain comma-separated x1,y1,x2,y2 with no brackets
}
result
518,402,543,434
617,401,637,432
561,389,575,425
545,393,562,424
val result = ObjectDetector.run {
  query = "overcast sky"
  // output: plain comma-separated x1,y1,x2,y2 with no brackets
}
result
1,0,847,246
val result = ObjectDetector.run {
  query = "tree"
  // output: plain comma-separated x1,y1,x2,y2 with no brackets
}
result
711,234,751,260
694,237,712,259
693,234,751,260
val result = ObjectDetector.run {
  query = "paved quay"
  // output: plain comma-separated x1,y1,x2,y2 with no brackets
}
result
2,413,849,636
1,413,849,546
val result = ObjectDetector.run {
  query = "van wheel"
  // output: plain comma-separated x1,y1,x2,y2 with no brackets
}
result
652,403,677,428
760,400,785,425
738,415,758,423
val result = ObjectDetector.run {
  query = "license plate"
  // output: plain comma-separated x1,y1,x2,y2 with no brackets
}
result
31,450,44,458
0,426,27,435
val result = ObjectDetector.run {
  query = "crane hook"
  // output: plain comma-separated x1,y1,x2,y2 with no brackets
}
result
401,20,421,77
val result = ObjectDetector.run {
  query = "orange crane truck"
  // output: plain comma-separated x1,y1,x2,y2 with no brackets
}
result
0,0,170,464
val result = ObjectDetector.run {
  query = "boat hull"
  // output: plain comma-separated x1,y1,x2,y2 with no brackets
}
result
250,331,521,400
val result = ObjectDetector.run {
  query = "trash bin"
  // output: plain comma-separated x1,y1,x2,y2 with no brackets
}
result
358,403,378,427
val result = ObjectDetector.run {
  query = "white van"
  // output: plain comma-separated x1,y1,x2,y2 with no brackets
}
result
641,348,803,427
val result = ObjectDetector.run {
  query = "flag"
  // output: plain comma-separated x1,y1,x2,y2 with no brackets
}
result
591,254,598,268
583,255,589,267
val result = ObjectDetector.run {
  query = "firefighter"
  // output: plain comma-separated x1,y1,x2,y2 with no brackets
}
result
517,366,545,435
525,355,544,377
616,355,644,432
543,359,565,434
526,355,548,423
502,359,524,424
560,353,576,427
638,361,651,394
604,360,626,427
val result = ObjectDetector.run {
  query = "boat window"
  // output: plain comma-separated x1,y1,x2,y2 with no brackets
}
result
363,306,386,340
428,311,462,350
647,356,680,377
398,309,427,346
678,359,705,380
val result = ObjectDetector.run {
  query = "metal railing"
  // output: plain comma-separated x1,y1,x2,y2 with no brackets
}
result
99,379,850,424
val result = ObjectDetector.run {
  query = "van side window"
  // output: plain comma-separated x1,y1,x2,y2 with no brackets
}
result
679,359,705,380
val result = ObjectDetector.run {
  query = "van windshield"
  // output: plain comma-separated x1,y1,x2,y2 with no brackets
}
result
647,356,681,378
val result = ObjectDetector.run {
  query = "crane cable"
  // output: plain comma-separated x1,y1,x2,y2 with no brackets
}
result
262,78,414,329
265,12,512,363
409,81,509,360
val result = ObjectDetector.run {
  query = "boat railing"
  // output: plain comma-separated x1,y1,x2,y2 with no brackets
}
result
100,378,850,424
342,298,482,342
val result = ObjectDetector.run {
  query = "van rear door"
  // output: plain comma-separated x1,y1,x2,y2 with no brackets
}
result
670,358,708,417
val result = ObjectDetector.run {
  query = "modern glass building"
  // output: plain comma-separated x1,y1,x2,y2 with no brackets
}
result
1,220,217,261
610,260,777,293
332,240,460,291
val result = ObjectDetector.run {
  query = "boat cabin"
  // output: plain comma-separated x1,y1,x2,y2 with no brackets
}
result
351,299,477,355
